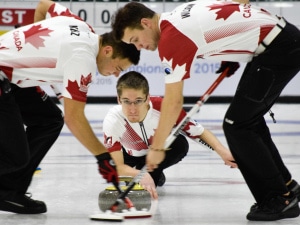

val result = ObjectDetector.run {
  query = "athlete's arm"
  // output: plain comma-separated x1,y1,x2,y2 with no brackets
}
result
146,81,184,171
34,0,54,22
199,129,237,168
63,97,107,155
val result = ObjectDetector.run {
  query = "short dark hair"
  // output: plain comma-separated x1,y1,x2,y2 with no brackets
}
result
116,71,149,97
111,2,155,41
101,32,140,65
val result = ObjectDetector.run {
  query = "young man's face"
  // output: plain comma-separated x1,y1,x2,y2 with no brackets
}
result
118,88,149,123
97,57,131,77
122,22,159,51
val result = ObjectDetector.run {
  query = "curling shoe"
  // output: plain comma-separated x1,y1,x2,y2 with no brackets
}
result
247,192,300,221
288,179,300,201
0,193,47,214
250,179,300,212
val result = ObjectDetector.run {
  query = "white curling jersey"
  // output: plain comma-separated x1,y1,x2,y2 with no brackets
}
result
103,96,205,157
0,2,98,102
159,0,281,83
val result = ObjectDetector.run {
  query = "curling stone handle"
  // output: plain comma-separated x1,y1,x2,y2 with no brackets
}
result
118,176,134,182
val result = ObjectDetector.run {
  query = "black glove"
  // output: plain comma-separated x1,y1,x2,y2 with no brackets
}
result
216,61,240,77
96,152,119,184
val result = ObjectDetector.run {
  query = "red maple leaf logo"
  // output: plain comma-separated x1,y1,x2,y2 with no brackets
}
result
208,3,240,20
66,79,87,102
80,73,92,92
48,4,82,21
47,4,95,33
23,24,53,49
66,74,92,102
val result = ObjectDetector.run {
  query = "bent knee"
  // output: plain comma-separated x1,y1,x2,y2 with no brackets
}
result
46,108,64,130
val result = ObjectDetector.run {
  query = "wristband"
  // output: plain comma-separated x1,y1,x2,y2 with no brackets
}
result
149,145,171,152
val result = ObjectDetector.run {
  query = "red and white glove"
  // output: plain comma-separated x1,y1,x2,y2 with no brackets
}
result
96,152,119,184
216,61,240,77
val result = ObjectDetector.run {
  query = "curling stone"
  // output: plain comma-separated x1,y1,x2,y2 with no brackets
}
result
98,176,151,213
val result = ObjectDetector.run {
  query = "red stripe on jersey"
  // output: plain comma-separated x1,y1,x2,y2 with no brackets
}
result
122,120,149,152
158,20,197,81
258,25,274,45
204,22,260,43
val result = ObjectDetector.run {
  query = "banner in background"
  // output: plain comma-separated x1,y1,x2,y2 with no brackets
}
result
1,1,300,97
0,8,35,26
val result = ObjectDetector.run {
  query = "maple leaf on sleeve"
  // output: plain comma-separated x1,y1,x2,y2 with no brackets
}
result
66,79,88,102
184,122,200,138
48,4,80,20
208,3,240,20
23,24,53,49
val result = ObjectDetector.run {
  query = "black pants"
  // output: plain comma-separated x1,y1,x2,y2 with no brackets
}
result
223,21,300,204
123,134,189,186
0,84,64,199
